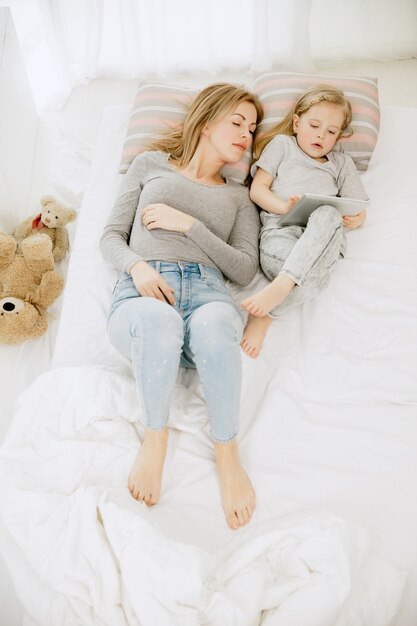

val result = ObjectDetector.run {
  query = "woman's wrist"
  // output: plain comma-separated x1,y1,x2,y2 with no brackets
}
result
183,215,196,233
129,259,147,274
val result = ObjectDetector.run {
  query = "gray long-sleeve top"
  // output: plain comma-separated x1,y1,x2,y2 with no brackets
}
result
100,151,260,286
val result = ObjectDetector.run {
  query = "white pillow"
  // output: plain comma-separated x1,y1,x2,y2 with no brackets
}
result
310,0,417,66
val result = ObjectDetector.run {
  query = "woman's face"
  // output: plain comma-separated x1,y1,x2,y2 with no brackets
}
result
204,101,258,163
293,101,345,160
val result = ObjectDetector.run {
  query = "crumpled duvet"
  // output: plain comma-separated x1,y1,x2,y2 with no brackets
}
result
0,366,406,626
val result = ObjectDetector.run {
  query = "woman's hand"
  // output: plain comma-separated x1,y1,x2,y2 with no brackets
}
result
343,209,366,230
142,203,195,233
130,260,175,305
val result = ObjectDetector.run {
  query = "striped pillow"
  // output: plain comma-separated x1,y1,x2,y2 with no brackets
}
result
253,72,380,171
119,82,251,184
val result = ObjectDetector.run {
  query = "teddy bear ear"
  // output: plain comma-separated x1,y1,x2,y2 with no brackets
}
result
22,307,48,340
40,195,56,207
30,316,48,339
66,210,78,223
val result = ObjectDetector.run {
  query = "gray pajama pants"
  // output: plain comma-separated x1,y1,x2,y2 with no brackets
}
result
260,205,343,317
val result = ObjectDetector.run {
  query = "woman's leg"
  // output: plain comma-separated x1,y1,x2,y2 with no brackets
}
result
185,301,255,529
108,297,184,504
242,205,343,317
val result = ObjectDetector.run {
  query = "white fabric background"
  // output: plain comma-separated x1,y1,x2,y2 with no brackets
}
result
5,0,313,110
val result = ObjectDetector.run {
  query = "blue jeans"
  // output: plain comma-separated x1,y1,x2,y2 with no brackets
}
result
107,262,244,442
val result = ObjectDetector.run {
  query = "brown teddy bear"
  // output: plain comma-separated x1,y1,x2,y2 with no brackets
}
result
0,232,64,344
14,195,77,263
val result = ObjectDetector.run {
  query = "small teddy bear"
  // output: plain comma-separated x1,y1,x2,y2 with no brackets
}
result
14,195,77,263
0,232,64,344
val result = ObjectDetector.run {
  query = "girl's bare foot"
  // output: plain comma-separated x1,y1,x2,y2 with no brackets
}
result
241,274,295,317
215,440,256,530
240,314,272,358
128,427,168,505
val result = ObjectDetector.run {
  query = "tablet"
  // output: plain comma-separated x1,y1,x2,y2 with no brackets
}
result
278,193,369,227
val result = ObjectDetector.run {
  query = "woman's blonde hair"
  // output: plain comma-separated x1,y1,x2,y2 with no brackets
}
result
145,82,263,168
253,84,353,162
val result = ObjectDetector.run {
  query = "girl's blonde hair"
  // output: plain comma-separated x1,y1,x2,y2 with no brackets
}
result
253,84,353,162
145,82,263,168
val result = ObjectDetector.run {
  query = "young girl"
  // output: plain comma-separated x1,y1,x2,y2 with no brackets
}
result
100,83,263,530
240,84,368,358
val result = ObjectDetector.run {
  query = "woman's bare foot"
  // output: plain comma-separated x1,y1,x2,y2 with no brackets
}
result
215,440,256,530
241,274,295,317
240,314,272,358
128,427,168,505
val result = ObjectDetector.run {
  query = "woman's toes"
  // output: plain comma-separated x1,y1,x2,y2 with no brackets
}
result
228,513,239,530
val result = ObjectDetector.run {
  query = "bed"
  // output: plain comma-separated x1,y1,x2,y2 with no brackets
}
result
0,95,416,626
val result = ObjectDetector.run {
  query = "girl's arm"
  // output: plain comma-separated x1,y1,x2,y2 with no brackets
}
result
343,210,366,230
337,155,369,230
250,168,299,215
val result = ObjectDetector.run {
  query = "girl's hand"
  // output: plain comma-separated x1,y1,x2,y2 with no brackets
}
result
284,194,301,214
130,260,176,305
142,203,195,233
343,209,367,230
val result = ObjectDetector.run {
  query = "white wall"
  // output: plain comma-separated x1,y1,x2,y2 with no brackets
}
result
0,7,38,232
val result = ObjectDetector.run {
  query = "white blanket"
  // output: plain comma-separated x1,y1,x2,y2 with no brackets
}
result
1,105,416,625
0,366,406,626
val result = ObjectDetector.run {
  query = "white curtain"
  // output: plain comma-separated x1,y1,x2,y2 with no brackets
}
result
6,0,313,111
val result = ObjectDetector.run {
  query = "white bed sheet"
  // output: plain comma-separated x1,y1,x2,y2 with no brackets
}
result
1,104,416,626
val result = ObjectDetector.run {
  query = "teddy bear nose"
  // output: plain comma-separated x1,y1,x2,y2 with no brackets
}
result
3,302,15,312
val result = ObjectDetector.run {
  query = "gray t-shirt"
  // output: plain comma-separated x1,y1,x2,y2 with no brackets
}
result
100,151,260,286
251,135,369,230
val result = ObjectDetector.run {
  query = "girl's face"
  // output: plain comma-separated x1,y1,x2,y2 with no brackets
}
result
203,101,257,163
293,101,345,160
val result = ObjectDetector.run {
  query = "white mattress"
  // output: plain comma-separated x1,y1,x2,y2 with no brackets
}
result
1,104,416,626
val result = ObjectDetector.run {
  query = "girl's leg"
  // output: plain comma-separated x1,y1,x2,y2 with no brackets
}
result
185,301,255,529
108,297,184,504
242,205,343,317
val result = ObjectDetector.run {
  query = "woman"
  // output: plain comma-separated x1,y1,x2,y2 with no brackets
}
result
100,83,263,530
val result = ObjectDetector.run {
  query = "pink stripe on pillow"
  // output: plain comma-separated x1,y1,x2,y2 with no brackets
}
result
129,117,184,129
119,82,200,175
341,134,378,146
261,100,296,113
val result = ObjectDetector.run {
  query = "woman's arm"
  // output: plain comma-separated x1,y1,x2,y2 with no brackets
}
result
185,199,260,286
100,156,146,272
130,260,175,304
141,195,259,286
100,161,176,302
